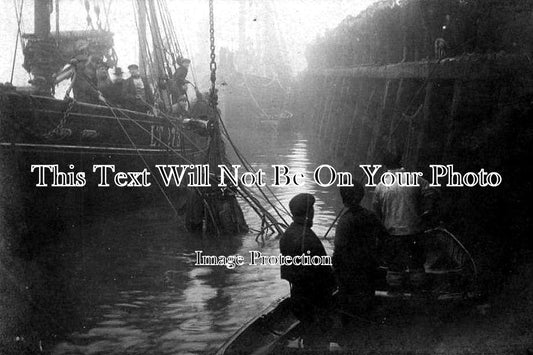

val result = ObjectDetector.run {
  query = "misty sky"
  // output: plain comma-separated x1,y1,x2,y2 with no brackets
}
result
1,0,376,87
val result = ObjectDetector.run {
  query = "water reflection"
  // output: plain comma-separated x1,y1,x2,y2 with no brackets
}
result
52,131,342,354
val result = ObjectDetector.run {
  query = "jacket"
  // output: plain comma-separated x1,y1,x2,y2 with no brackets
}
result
279,218,335,300
122,76,154,105
333,205,387,294
372,168,436,236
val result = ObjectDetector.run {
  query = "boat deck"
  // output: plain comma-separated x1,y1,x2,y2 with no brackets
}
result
271,295,532,355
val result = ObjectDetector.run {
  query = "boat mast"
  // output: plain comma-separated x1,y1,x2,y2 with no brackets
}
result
137,0,147,76
28,0,54,95
35,0,51,38
238,1,246,53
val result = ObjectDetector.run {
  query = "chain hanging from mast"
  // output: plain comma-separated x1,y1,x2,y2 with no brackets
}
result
209,0,217,108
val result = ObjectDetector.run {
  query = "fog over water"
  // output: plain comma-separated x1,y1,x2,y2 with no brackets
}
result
0,1,378,353
48,132,345,354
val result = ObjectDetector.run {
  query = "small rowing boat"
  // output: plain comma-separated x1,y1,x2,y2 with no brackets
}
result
216,227,480,354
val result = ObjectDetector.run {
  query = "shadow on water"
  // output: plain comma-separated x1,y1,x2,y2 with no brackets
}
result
2,128,343,354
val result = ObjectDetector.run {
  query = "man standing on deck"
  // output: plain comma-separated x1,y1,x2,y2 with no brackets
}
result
122,64,154,112
71,55,99,104
170,58,191,101
280,193,335,348
333,182,387,321
171,94,189,118
108,67,125,106
372,152,437,289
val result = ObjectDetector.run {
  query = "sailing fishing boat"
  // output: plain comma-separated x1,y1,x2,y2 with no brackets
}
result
218,0,293,133
0,0,248,235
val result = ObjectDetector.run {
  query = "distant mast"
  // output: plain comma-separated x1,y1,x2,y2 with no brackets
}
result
35,0,51,38
29,0,54,95
137,0,147,76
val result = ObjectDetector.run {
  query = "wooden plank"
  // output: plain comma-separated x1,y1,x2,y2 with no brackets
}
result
354,83,377,163
329,77,350,154
324,77,346,144
366,80,392,162
333,78,355,158
387,79,405,152
318,77,340,139
342,80,364,162
314,76,332,135
442,80,463,161
310,54,532,80
412,81,434,167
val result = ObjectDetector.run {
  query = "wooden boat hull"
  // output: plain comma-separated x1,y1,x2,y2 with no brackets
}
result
215,297,300,355
216,227,479,354
0,91,207,215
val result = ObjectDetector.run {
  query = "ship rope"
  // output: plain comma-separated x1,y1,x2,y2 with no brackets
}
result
107,104,179,217
217,113,291,222
66,70,238,235
135,96,288,235
207,0,289,235
36,0,291,237
99,99,220,230
10,0,25,84
131,0,203,108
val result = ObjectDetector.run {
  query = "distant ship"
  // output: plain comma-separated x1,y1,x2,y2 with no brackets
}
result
217,0,293,134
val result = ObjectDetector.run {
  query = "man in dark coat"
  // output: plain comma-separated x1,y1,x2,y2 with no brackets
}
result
333,182,387,319
170,58,191,102
71,55,99,104
122,64,154,112
280,193,335,348
107,67,125,106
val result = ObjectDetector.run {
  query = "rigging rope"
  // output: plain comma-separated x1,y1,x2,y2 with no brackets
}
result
55,0,288,236
10,0,25,84
204,0,290,231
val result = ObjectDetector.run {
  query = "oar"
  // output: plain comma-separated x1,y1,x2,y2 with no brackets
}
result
323,207,347,240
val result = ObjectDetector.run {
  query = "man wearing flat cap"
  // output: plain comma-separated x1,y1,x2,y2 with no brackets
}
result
122,64,154,112
280,193,335,347
333,182,387,322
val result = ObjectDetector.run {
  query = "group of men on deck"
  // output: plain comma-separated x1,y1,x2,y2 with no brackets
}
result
70,54,192,114
279,152,437,347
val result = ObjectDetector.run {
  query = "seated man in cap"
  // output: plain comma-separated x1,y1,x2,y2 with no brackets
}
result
280,193,336,348
333,182,388,322
122,64,154,112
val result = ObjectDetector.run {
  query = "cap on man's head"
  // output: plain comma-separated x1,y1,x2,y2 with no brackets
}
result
114,67,123,75
382,151,402,169
289,193,315,217
181,58,191,64
127,64,139,70
340,181,365,206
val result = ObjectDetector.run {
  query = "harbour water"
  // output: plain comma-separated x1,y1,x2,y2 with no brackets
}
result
47,130,342,354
